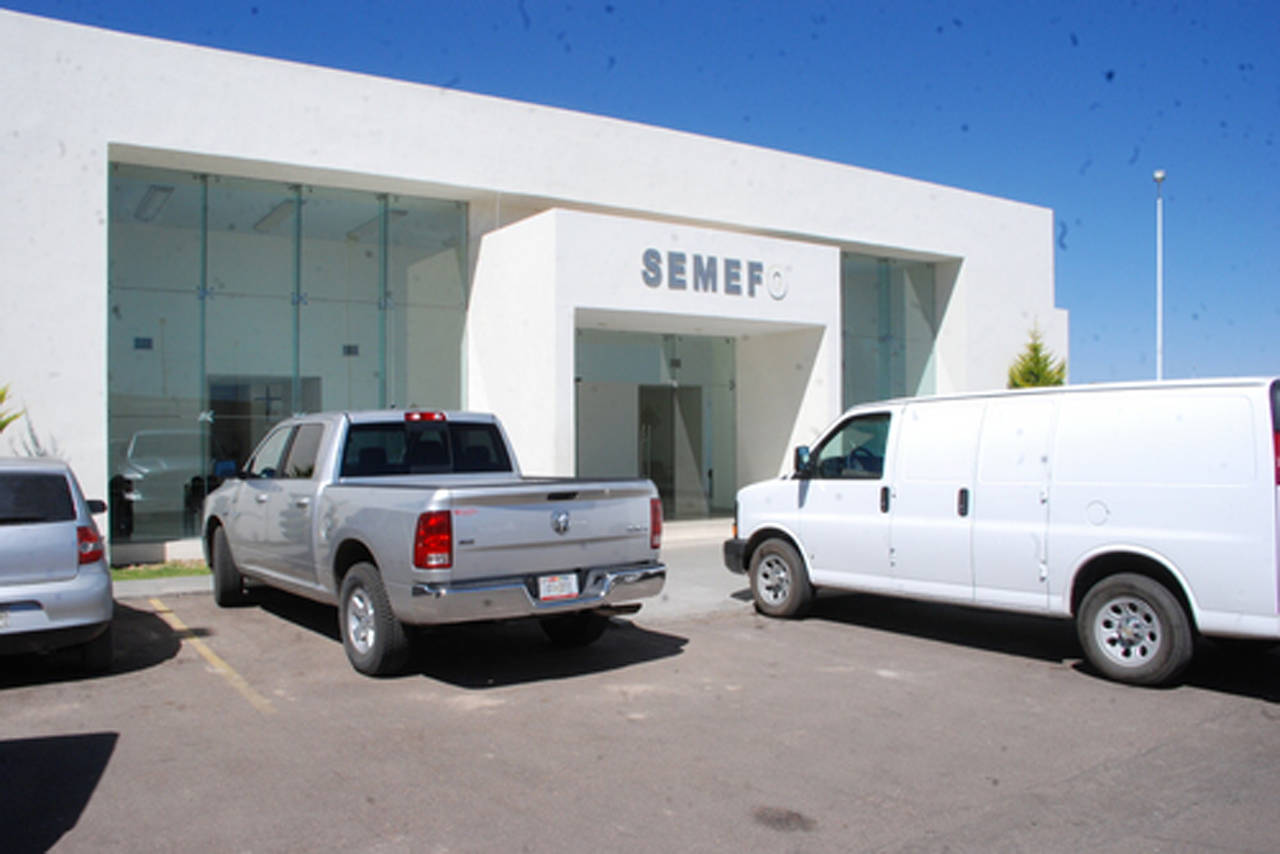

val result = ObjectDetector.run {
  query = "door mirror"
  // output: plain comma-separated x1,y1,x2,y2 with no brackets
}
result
793,446,813,478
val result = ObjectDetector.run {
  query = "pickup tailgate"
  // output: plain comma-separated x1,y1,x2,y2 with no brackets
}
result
445,479,657,581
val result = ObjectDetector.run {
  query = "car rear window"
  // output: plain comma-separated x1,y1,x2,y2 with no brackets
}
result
0,473,75,524
341,421,513,477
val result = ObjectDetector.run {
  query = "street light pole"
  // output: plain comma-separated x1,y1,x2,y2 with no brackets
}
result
1154,169,1166,381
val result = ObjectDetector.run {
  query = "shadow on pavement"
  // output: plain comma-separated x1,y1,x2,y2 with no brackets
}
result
0,731,118,853
0,602,182,689
807,591,1279,701
251,587,688,688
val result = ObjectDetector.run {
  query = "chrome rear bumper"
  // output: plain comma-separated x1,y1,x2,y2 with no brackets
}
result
401,562,665,625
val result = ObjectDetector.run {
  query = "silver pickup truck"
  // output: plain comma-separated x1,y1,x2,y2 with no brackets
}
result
201,409,665,675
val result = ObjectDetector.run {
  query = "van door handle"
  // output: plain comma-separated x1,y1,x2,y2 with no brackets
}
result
957,488,970,517
880,486,891,513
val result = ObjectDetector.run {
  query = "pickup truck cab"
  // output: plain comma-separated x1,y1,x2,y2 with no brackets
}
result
202,409,665,675
724,378,1280,686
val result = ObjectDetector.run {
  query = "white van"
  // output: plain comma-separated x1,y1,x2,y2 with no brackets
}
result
723,378,1280,685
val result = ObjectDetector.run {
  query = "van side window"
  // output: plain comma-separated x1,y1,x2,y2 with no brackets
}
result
811,413,890,479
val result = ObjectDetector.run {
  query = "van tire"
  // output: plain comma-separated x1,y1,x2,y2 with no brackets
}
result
211,527,248,606
749,538,813,618
339,562,410,676
1078,573,1194,686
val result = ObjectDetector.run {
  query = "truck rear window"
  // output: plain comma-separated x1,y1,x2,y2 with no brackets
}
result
0,473,75,524
340,421,513,477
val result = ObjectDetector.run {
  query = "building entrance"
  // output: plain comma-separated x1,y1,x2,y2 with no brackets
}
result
575,330,735,519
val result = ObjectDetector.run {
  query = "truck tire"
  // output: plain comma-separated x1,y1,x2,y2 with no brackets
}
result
212,527,248,606
1078,573,1194,686
749,538,813,618
540,610,610,647
340,562,410,676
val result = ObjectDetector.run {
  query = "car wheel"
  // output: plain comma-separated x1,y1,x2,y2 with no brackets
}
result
79,624,113,674
749,538,813,618
339,562,409,676
211,527,248,606
540,610,610,647
1078,573,1194,686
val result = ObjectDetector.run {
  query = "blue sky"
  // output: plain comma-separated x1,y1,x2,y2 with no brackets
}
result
6,0,1276,383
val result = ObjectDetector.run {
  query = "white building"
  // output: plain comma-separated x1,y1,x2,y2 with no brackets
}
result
0,10,1066,559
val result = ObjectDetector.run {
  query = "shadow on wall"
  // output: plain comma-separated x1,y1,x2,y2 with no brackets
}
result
0,732,119,852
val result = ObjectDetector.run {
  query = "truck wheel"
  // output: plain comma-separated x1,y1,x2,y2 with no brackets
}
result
1078,573,1194,686
340,562,409,676
540,610,610,647
749,538,813,618
211,527,248,606
79,624,113,674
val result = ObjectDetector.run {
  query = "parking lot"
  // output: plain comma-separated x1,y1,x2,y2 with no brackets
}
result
3,535,1279,853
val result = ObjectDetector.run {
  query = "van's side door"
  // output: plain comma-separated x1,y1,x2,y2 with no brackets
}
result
798,410,897,592
889,400,984,602
971,396,1055,610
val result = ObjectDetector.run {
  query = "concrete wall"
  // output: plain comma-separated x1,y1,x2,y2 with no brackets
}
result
0,9,1064,504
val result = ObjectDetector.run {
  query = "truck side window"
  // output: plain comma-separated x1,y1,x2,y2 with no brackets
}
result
811,413,889,480
246,426,294,479
282,424,324,479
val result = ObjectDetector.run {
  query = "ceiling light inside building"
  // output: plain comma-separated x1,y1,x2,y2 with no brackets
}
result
346,209,407,242
134,184,174,222
254,199,300,232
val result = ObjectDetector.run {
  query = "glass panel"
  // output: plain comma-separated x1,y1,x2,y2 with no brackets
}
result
388,197,468,409
108,164,209,542
108,162,469,545
841,253,938,408
575,330,735,518
298,186,381,412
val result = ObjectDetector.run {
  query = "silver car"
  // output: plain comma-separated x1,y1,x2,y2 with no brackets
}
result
0,458,113,672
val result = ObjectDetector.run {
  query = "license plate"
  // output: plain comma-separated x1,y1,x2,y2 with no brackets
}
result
538,573,579,601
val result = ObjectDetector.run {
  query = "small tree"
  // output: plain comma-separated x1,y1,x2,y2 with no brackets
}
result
1008,328,1066,388
0,384,21,434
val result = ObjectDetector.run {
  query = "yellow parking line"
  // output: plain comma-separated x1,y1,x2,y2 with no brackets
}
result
149,597,276,716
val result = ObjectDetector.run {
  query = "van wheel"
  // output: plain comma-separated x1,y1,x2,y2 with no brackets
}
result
1078,573,1193,686
540,610,610,647
749,538,813,618
211,528,248,606
340,562,409,676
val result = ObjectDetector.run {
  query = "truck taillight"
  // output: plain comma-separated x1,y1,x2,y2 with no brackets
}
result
414,511,452,568
77,524,104,565
405,411,446,422
1274,431,1279,487
650,498,663,550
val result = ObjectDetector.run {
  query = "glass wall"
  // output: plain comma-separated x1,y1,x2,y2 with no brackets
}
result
108,163,467,543
841,253,938,408
574,330,736,519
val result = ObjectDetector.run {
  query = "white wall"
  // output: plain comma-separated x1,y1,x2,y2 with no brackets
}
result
469,209,840,486
0,9,1062,503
